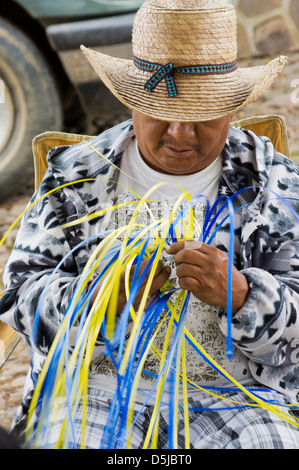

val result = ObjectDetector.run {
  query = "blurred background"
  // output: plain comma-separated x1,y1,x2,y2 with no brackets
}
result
1,0,299,433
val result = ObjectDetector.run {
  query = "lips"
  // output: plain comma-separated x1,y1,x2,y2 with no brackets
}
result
164,146,194,157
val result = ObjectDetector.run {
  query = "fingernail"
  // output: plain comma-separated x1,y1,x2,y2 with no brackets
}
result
165,265,171,274
166,246,172,254
184,240,202,250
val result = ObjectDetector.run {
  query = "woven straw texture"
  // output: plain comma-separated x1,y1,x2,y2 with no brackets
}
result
81,0,288,121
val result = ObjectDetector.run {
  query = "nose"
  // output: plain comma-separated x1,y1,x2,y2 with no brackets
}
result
166,122,196,141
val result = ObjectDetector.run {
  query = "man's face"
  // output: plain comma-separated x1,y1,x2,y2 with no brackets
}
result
132,111,232,175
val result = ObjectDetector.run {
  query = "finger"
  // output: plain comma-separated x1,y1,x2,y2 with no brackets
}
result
134,265,171,306
149,265,171,292
138,259,166,287
172,242,227,267
142,265,171,297
177,276,201,295
174,248,207,267
120,258,163,283
176,262,203,279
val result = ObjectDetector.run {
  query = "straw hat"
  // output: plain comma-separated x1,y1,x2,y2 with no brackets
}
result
80,0,288,122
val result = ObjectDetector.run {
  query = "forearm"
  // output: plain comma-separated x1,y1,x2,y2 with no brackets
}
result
1,270,82,354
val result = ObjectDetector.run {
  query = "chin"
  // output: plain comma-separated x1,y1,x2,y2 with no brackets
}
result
162,163,199,175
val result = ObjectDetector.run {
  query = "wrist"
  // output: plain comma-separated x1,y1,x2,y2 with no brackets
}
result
231,272,249,315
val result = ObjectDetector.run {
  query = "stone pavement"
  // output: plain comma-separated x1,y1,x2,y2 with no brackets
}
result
0,194,32,433
234,0,299,59
0,50,299,434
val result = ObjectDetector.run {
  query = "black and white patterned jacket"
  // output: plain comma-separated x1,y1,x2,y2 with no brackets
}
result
1,119,299,433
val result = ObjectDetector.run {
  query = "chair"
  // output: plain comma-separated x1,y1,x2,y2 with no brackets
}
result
32,131,93,192
231,114,290,158
0,114,292,368
0,296,22,368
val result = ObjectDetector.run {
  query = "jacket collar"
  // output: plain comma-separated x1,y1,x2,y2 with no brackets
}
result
219,126,274,205
217,126,275,245
46,120,134,219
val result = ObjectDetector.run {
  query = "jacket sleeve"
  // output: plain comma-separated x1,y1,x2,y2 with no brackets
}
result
220,261,299,366
217,159,299,399
0,123,132,359
0,170,98,357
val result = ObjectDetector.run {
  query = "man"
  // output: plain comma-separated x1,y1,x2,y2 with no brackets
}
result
1,0,299,449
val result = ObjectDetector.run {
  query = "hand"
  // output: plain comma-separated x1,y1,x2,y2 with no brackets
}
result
117,259,171,314
166,240,249,315
91,258,171,314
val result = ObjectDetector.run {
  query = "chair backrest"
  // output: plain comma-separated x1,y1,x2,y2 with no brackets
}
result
0,114,292,368
32,131,93,190
0,305,20,368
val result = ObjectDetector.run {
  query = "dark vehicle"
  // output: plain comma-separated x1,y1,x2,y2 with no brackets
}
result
0,0,143,199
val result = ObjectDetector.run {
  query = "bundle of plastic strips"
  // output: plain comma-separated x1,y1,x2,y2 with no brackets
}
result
1,160,299,449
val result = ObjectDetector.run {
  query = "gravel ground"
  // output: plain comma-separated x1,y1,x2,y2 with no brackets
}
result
1,51,299,434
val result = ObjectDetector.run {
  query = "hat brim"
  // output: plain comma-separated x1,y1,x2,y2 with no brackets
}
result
81,45,288,122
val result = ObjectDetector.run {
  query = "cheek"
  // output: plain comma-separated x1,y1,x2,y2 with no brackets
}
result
134,120,164,152
139,133,159,158
201,123,229,155
141,128,165,158
147,124,165,145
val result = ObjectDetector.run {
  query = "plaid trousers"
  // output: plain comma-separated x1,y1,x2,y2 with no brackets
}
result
29,384,299,449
